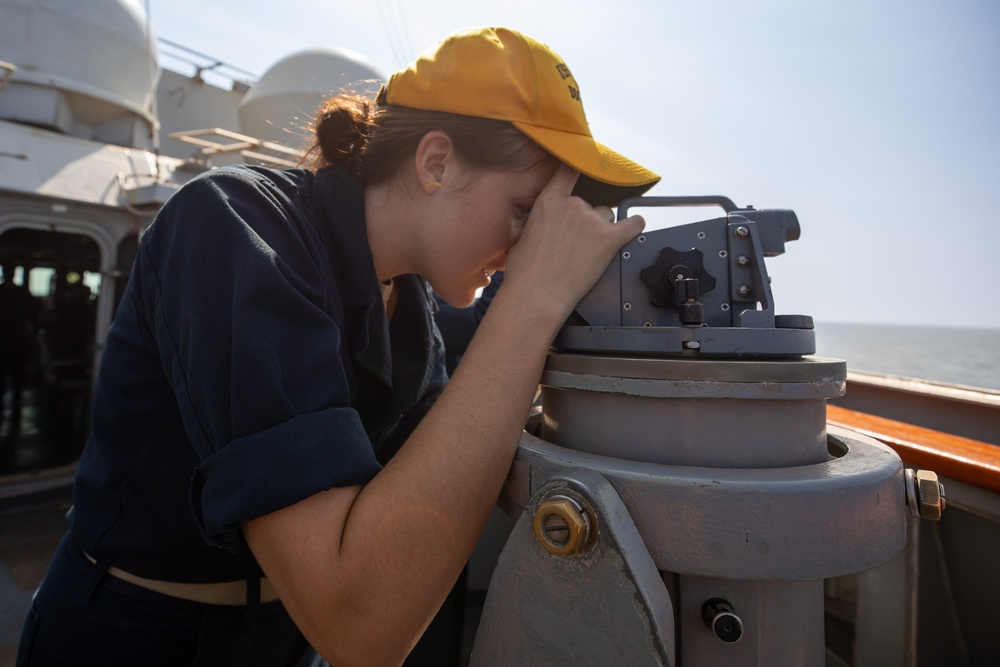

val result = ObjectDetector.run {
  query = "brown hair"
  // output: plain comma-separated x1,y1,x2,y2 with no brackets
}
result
301,94,552,185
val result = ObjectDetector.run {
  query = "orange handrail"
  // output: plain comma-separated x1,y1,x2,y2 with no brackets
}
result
827,405,1000,493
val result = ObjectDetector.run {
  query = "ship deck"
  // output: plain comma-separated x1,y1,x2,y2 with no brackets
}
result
0,487,71,665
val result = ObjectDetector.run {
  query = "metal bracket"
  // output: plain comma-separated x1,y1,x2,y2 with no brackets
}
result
501,427,908,580
472,468,675,666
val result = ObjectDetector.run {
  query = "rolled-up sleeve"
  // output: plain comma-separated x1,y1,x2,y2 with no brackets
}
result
136,167,381,549
191,407,379,549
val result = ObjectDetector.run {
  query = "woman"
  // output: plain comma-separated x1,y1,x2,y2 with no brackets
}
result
18,26,658,666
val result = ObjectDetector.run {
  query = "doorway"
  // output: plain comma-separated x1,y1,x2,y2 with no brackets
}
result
0,228,102,475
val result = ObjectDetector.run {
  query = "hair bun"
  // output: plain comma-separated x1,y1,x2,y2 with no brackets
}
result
307,95,372,174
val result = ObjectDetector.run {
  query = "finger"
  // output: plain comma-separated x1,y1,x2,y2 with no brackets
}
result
614,213,646,244
593,205,615,224
542,163,581,197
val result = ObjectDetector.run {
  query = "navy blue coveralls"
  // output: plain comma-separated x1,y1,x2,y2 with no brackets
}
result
18,166,448,666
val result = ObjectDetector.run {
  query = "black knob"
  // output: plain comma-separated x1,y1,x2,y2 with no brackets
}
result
702,598,744,643
640,247,716,309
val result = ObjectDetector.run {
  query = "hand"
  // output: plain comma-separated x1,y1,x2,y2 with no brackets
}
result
503,164,645,319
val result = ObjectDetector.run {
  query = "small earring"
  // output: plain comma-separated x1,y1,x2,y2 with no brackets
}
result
424,181,444,194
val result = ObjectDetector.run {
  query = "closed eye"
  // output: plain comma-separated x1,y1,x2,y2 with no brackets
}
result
508,205,533,245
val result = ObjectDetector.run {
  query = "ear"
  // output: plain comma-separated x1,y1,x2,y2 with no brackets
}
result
413,131,458,191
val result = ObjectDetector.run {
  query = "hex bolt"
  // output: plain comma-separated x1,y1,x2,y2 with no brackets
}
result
533,495,592,556
737,285,752,298
702,598,744,643
735,226,749,238
905,469,946,521
736,255,751,268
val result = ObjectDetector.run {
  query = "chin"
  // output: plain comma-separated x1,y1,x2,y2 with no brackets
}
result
436,287,477,309
452,293,477,308
429,272,481,308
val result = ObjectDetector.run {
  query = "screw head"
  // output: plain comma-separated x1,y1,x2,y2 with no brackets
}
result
533,495,592,556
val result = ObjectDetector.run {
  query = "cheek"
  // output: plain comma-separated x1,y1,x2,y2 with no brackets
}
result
468,213,517,258
485,206,524,250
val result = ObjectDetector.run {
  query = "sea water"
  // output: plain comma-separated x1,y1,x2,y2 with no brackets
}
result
814,322,1000,392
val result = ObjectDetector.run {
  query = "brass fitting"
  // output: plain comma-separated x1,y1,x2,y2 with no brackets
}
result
905,469,946,521
533,495,592,556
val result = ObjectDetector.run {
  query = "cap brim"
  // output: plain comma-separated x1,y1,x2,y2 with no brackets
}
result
512,121,660,206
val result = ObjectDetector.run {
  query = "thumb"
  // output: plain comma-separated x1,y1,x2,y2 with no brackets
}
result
613,213,646,247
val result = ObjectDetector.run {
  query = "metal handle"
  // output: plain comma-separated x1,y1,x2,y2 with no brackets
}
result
618,195,742,220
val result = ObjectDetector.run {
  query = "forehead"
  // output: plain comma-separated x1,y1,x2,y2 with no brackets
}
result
478,157,558,195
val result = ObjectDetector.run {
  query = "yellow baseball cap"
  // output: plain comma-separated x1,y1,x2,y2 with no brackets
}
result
380,26,660,205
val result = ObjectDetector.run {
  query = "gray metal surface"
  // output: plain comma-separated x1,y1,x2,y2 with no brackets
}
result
564,198,811,357
552,325,816,357
852,519,920,667
471,469,674,667
678,577,825,666
545,353,846,383
541,389,831,467
539,354,844,468
500,426,907,580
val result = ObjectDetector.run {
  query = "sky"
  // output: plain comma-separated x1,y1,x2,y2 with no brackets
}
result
148,0,1000,329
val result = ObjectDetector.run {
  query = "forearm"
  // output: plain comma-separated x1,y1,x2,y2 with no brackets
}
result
335,285,563,660
248,285,564,666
